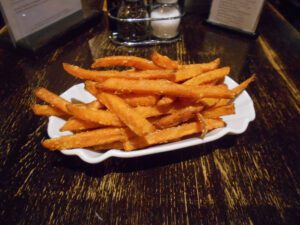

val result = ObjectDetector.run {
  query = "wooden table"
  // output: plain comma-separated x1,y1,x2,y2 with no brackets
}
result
1,3,299,225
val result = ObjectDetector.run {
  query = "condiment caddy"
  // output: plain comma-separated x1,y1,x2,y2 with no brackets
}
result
108,0,185,46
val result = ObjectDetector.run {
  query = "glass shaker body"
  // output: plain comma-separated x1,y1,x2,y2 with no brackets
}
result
117,0,149,42
150,4,181,39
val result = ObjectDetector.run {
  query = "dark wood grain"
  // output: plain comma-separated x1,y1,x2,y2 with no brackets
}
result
0,3,300,225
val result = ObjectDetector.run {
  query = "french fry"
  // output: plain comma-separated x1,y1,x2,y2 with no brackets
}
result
176,97,218,110
92,142,124,151
84,100,103,109
91,56,161,70
97,78,204,99
34,87,70,114
158,68,231,106
72,100,102,109
66,104,124,127
191,85,234,99
146,116,162,124
135,102,204,118
90,80,159,107
214,74,256,107
157,96,175,107
84,80,100,96
42,128,125,150
85,81,158,108
59,100,104,132
98,92,156,136
64,63,175,81
151,51,178,69
175,66,204,82
32,100,102,128
232,74,256,95
179,58,220,72
124,119,226,151
196,113,207,139
154,105,204,129
122,93,159,107
31,104,68,117
60,117,101,132
158,87,231,107
202,104,235,118
134,105,175,118
199,98,220,107
175,58,220,82
157,85,233,107
183,67,230,86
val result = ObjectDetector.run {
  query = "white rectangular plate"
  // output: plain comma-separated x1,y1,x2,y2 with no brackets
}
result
47,76,255,164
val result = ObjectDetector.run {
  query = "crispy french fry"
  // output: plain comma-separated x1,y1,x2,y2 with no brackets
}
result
124,119,226,150
179,58,220,72
97,78,204,99
154,106,204,129
60,117,101,132
196,113,207,138
183,67,230,86
34,87,70,114
232,74,256,95
135,102,203,118
135,105,175,118
161,84,233,106
199,98,220,107
121,93,159,107
157,72,232,106
60,100,104,132
146,116,162,124
175,58,220,82
98,93,156,136
91,84,158,108
176,98,216,111
64,63,175,81
91,56,161,70
90,79,159,107
84,80,99,96
73,99,102,109
157,96,175,106
42,128,125,150
84,100,103,109
31,104,68,117
119,69,175,80
214,74,256,107
202,104,235,118
151,51,178,69
66,104,124,127
175,66,203,82
92,142,124,151
191,85,234,99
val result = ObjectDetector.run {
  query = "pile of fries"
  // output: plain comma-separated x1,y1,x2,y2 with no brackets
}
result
32,51,255,151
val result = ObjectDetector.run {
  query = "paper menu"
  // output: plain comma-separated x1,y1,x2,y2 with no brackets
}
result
0,0,82,42
208,0,265,34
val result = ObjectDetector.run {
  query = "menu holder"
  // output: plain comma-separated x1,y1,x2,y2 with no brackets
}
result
0,0,101,51
207,0,265,36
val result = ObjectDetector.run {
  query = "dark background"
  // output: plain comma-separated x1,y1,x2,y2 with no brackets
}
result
1,1,300,31
269,0,300,30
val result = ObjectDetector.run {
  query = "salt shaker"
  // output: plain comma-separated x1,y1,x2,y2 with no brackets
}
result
117,0,149,42
150,4,181,39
